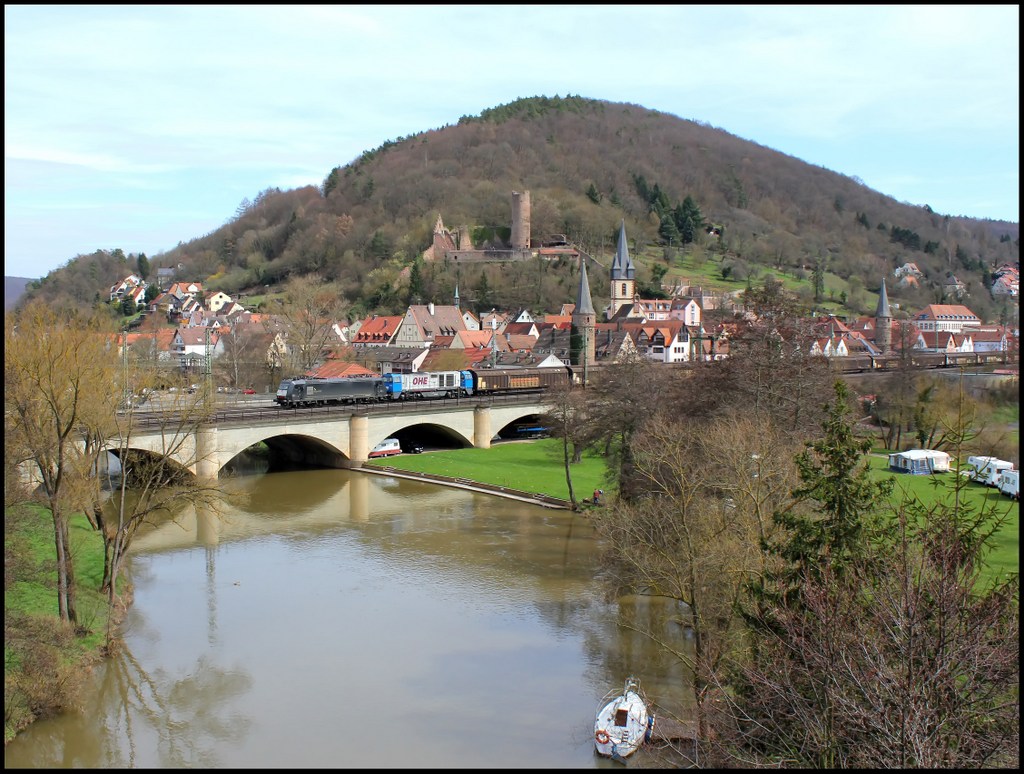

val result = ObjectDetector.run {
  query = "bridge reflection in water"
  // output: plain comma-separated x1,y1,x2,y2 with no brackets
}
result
131,468,514,552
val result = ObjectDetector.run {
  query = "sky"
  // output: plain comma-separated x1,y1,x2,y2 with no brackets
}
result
4,5,1019,280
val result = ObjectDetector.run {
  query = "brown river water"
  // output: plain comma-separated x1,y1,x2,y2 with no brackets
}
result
5,466,694,768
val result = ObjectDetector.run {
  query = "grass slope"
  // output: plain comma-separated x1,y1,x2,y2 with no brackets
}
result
868,455,1019,582
364,439,609,501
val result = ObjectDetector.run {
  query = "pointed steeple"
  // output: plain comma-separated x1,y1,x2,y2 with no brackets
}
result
573,255,596,372
575,256,595,316
875,277,893,354
610,220,635,280
875,278,891,319
454,282,460,310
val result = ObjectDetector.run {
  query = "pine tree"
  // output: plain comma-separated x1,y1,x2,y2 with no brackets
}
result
407,258,425,305
675,195,704,244
752,380,893,610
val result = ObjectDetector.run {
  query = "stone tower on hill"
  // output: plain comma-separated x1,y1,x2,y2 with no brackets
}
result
511,190,531,251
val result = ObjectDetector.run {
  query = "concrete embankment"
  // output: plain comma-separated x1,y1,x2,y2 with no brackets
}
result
357,464,574,509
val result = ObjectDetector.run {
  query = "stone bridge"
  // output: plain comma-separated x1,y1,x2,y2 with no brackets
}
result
117,399,552,482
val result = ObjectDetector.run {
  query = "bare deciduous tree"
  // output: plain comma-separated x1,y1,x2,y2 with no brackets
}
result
265,274,348,375
94,386,224,621
5,300,120,626
592,414,801,748
541,380,603,509
707,498,1019,768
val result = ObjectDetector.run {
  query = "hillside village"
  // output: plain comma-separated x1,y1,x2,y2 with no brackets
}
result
108,193,1019,393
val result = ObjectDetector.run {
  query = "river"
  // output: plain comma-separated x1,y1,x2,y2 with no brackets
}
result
5,466,694,768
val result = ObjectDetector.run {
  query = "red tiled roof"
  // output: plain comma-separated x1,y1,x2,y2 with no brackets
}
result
307,360,376,379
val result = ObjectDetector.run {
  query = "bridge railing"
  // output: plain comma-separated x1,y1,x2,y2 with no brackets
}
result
125,389,552,430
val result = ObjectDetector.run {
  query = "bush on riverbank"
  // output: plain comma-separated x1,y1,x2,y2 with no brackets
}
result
4,503,111,743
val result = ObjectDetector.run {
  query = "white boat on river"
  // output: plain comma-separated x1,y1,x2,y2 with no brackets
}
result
593,676,654,761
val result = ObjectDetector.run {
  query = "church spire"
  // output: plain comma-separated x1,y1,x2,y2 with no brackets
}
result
875,277,891,319
608,220,636,320
875,277,892,354
610,220,635,280
573,255,596,372
575,255,595,316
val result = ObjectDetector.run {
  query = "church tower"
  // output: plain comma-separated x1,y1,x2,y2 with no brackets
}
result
875,277,892,354
608,220,635,320
572,255,596,375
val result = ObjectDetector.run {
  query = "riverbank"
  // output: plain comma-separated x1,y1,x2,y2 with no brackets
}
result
358,464,575,509
4,504,113,743
361,438,609,507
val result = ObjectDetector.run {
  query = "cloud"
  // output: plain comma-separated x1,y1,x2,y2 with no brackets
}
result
3,4,1018,279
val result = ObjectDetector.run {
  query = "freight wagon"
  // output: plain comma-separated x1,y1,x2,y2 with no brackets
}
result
471,366,572,393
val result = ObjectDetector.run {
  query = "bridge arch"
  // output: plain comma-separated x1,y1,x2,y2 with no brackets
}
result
225,432,350,473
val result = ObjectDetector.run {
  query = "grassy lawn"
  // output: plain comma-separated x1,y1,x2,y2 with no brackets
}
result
867,455,1019,582
364,439,609,501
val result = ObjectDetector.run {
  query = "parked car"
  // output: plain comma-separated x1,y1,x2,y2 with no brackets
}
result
243,388,256,395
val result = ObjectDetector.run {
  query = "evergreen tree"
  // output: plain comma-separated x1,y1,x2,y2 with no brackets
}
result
323,166,342,197
751,380,893,610
136,252,150,281
475,271,493,312
659,213,681,245
674,195,704,244
812,258,826,302
367,230,391,260
407,257,425,305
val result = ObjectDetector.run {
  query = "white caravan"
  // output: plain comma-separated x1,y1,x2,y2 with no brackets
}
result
965,456,1015,487
997,469,1019,500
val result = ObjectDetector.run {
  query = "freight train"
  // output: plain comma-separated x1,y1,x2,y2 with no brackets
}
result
833,350,1011,373
275,366,573,408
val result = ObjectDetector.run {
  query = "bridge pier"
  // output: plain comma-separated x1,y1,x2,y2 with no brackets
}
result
195,427,221,482
473,405,492,449
348,414,369,467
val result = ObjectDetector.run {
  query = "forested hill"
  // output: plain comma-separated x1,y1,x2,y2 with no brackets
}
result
21,95,1019,320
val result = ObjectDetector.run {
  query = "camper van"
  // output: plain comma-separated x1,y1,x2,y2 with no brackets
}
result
965,456,1015,487
368,438,402,459
997,469,1019,500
